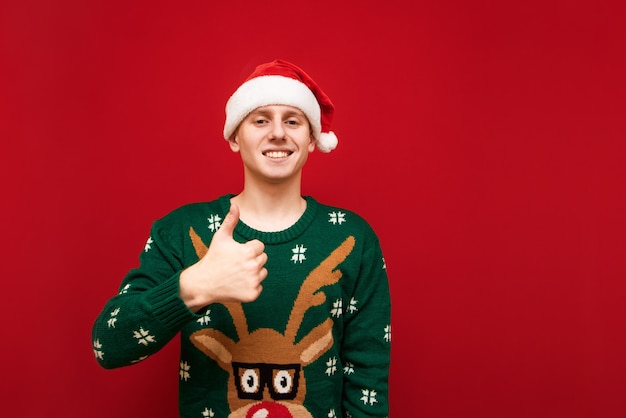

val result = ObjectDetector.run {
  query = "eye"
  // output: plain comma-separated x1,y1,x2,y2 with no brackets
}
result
273,370,294,394
241,369,260,394
285,119,300,126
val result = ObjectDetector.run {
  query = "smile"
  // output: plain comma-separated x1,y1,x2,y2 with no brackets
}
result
263,151,292,158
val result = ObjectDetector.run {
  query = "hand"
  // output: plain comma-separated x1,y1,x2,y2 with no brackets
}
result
180,203,268,312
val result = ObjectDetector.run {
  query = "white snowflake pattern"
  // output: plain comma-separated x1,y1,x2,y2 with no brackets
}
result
330,299,343,317
119,283,131,294
384,324,391,342
328,409,337,418
133,327,156,346
197,309,211,326
144,236,154,252
328,211,346,225
107,307,120,328
180,361,191,381
130,355,149,364
343,362,355,375
207,214,222,232
325,357,337,376
347,297,358,314
291,244,307,263
360,389,378,405
202,408,215,417
382,257,386,270
92,339,104,360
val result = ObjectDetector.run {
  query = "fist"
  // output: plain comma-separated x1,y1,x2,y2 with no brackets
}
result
180,203,268,311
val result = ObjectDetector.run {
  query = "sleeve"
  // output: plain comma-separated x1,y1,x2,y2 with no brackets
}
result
341,232,392,417
91,218,198,369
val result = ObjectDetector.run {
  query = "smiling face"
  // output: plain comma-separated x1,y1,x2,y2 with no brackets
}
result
229,105,316,186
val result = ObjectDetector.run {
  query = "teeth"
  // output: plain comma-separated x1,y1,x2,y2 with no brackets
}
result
265,151,289,158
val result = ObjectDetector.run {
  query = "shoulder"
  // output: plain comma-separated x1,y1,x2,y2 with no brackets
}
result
310,199,386,274
152,195,232,232
313,198,370,225
311,197,379,240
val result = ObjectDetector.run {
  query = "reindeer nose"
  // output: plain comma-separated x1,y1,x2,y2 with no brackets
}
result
246,401,292,418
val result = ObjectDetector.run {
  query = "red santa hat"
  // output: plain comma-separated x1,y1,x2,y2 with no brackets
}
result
223,59,338,153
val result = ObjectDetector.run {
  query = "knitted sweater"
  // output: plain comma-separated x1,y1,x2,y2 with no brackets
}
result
92,195,391,418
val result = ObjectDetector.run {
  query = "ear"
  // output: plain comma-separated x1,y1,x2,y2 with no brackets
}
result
190,329,235,371
228,140,240,152
308,134,316,152
228,135,240,152
296,318,334,365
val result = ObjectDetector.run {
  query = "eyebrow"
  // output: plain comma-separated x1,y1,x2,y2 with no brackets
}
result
249,108,306,118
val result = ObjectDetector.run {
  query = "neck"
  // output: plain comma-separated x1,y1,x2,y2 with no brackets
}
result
232,180,306,232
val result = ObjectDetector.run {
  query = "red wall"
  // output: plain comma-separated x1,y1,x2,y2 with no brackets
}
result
2,0,625,416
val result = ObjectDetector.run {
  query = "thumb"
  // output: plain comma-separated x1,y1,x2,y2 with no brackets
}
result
216,202,240,238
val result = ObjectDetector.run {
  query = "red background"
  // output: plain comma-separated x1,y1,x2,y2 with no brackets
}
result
1,0,625,416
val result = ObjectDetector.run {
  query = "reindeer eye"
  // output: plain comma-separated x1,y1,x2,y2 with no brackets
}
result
240,369,261,394
273,370,294,394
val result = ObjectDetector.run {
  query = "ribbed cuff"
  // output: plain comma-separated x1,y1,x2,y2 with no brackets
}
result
145,273,196,331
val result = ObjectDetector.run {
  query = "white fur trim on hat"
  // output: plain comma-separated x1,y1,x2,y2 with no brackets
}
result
224,75,322,142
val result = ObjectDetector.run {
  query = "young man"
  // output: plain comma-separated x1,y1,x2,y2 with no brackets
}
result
92,59,391,417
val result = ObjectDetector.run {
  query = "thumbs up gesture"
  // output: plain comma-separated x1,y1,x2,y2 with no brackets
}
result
179,203,268,312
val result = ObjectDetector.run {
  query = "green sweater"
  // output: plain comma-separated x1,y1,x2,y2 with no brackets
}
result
92,195,391,417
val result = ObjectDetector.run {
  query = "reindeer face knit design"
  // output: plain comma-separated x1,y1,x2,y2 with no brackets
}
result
92,195,391,418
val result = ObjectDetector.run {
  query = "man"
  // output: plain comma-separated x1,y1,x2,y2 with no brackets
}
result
92,59,391,417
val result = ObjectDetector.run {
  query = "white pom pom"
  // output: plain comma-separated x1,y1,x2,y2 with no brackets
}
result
316,131,338,153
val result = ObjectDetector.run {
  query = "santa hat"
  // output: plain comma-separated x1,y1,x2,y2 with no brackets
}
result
223,59,338,153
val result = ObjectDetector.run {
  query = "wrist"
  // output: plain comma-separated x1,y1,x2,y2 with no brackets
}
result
179,266,214,313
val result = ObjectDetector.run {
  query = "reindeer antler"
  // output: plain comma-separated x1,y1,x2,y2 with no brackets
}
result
284,236,356,343
190,228,356,344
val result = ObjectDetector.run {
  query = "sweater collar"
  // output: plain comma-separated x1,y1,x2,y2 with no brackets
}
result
219,194,318,244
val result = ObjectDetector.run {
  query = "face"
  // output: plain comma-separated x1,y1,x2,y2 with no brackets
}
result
230,105,316,185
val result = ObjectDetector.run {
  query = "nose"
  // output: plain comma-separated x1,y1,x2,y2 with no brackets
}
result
247,402,292,417
269,120,286,140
